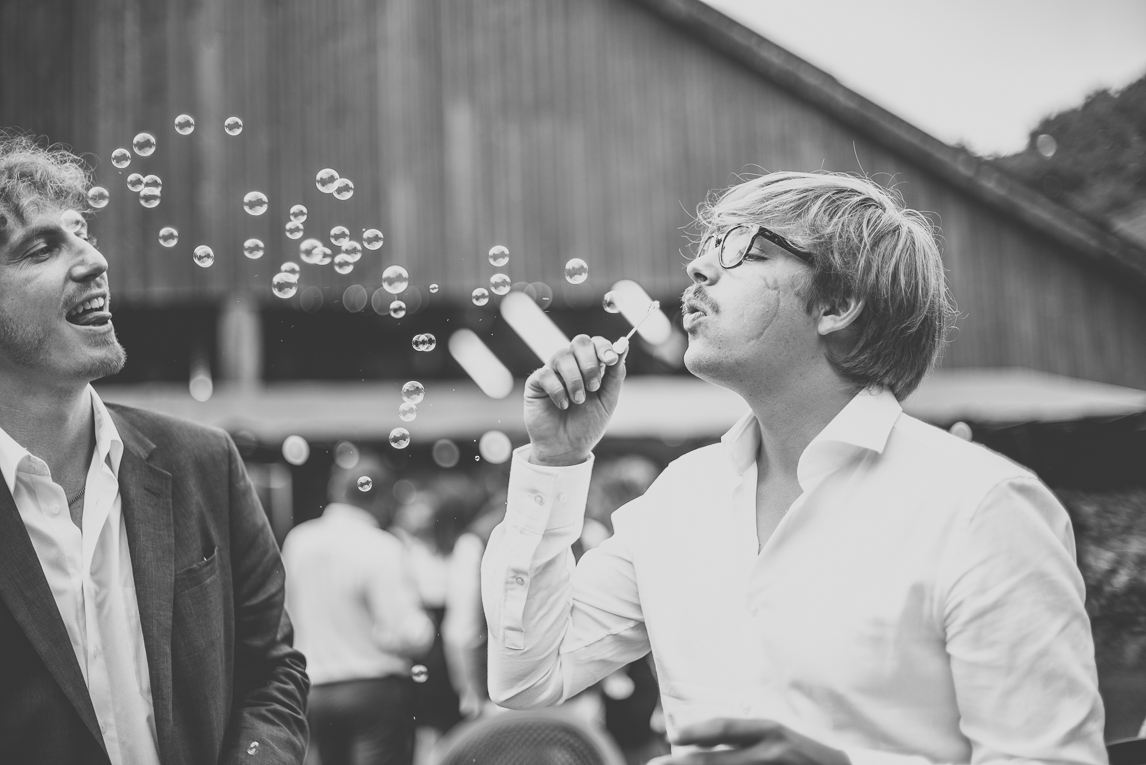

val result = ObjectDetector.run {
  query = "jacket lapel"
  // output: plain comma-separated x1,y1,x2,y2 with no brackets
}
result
0,482,105,749
110,411,176,764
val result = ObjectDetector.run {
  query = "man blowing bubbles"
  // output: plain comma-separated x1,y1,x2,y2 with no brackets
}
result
481,172,1106,765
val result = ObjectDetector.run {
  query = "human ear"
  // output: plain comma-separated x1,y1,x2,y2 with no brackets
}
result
816,296,864,337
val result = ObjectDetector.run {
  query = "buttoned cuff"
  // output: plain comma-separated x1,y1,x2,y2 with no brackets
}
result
506,445,595,535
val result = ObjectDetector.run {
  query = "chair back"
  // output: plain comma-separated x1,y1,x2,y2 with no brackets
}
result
431,708,626,765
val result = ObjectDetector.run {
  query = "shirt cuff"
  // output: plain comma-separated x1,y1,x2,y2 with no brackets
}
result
506,445,595,535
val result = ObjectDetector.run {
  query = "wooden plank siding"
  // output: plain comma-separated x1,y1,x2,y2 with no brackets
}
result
1,0,1144,387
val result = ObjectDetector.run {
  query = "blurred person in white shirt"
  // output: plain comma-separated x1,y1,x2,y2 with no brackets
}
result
283,453,434,765
481,171,1106,765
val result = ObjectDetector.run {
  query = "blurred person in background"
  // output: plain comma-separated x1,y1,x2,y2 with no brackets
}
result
482,171,1106,765
283,453,434,765
0,134,308,764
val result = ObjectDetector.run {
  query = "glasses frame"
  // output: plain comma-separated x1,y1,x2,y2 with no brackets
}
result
699,224,815,269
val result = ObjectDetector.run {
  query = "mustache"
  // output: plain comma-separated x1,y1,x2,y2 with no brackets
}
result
681,286,718,314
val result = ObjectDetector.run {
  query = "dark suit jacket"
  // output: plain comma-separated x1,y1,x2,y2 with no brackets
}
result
0,404,309,764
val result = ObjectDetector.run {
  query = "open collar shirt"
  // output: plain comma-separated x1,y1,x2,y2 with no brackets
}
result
0,385,160,765
482,388,1106,765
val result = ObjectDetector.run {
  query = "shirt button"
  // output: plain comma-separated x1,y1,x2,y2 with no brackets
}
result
49,504,60,515
532,494,545,506
514,576,525,586
557,493,569,503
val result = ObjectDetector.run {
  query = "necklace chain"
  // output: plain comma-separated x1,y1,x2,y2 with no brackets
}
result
67,487,86,506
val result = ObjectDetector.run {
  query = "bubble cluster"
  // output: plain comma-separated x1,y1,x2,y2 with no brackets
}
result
602,291,623,313
488,245,509,267
564,258,589,284
87,186,110,209
272,271,298,298
174,114,196,135
401,380,425,404
243,191,268,216
159,227,179,247
429,284,439,293
333,178,355,200
285,221,304,239
398,402,417,422
363,229,384,250
111,148,131,169
411,665,428,683
490,273,511,295
313,246,333,265
289,204,308,223
388,300,406,318
193,245,215,268
224,116,244,136
243,238,265,260
330,226,350,246
471,287,489,306
389,427,411,450
143,174,162,191
411,333,437,352
140,188,161,208
341,240,362,263
333,254,355,275
282,435,309,466
280,262,301,275
132,132,156,156
316,168,339,193
382,265,409,294
126,173,144,192
299,238,322,263
357,476,373,492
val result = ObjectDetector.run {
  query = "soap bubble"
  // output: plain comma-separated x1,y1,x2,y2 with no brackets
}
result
282,435,309,465
243,191,268,215
334,441,360,469
344,284,368,313
333,178,355,200
330,226,350,246
174,114,195,135
401,380,425,404
488,245,509,267
389,427,411,450
272,272,298,298
87,186,110,209
1036,134,1057,158
382,265,409,294
363,229,384,250
316,168,339,193
143,174,162,190
429,284,439,293
280,261,301,275
398,402,417,422
139,188,161,208
479,430,513,465
333,254,355,275
193,245,214,268
285,220,304,239
224,116,244,135
126,173,144,192
313,246,333,266
357,476,373,491
564,258,588,284
490,273,511,295
411,664,428,683
243,238,265,260
602,291,623,313
299,238,322,263
289,204,308,223
471,287,489,306
246,742,260,756
132,132,156,156
432,439,460,468
158,227,179,247
61,209,86,234
111,148,131,169
412,333,437,352
388,300,406,318
341,240,362,263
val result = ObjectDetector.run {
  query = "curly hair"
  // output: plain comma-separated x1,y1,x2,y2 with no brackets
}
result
0,132,92,248
695,171,958,401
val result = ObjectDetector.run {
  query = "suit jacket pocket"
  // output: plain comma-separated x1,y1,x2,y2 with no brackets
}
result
175,546,219,592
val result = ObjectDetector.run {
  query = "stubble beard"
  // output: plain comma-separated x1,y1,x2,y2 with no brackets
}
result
0,316,127,383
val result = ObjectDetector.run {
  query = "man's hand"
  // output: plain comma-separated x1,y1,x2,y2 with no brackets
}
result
649,718,852,765
524,334,625,466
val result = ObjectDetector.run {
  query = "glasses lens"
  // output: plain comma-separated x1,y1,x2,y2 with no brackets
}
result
719,225,754,268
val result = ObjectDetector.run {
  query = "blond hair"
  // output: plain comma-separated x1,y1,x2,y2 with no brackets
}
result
696,171,957,400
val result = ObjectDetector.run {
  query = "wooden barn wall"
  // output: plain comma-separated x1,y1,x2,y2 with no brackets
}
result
1,0,1144,387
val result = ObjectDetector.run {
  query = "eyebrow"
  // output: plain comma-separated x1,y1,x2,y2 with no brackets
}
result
2,224,66,260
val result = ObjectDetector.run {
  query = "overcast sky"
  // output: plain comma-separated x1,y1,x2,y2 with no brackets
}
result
701,0,1146,156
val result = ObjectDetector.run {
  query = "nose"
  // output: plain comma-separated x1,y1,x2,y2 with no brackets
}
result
686,244,719,285
70,235,109,282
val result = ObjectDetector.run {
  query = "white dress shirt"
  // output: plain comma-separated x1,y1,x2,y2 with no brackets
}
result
482,388,1107,765
282,503,435,685
0,386,160,765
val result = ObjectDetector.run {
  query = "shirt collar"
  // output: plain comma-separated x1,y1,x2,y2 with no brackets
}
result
0,418,30,497
323,502,381,528
720,387,903,487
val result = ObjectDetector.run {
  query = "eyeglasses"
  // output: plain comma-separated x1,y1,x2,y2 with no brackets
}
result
697,224,815,269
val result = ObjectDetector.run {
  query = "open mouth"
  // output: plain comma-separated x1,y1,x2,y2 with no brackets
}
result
65,296,112,327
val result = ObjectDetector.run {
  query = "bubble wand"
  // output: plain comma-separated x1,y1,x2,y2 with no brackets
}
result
612,301,660,355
